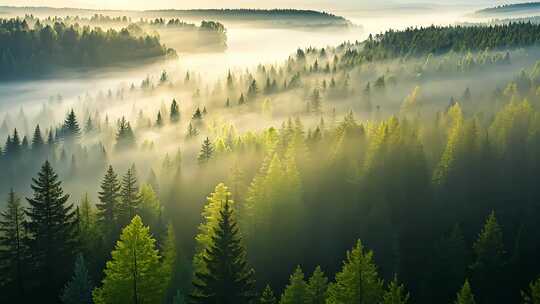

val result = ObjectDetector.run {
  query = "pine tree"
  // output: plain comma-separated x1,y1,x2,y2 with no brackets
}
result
326,240,384,304
192,107,203,120
115,117,136,151
31,124,44,152
310,89,322,114
260,285,277,304
25,160,78,301
280,266,309,304
307,266,328,304
97,166,121,237
84,116,94,134
454,281,476,304
190,199,256,304
382,276,410,304
193,183,234,273
187,122,199,139
198,137,214,165
0,189,27,300
470,211,506,304
170,99,180,123
162,223,177,301
118,166,140,227
93,216,164,304
156,111,164,127
62,109,81,145
61,254,93,304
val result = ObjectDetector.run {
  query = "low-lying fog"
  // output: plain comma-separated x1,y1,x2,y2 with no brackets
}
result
0,6,491,115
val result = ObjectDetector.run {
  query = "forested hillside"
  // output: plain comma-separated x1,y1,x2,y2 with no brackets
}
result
1,14,540,304
0,18,174,79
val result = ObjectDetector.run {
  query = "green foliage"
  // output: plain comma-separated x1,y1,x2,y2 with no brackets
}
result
382,276,410,304
522,277,540,304
307,266,328,304
198,137,214,165
260,285,277,304
118,166,140,227
455,281,476,304
93,215,164,304
280,266,309,304
326,240,384,304
97,165,121,236
25,161,78,301
0,189,27,299
61,254,93,304
190,199,256,303
115,117,136,151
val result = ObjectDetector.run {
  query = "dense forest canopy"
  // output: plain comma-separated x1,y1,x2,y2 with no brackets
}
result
0,17,174,79
2,6,540,304
361,22,540,59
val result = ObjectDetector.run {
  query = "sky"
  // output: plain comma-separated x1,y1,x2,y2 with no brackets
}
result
0,0,508,10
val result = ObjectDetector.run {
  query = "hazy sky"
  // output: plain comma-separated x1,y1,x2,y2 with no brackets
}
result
1,0,505,10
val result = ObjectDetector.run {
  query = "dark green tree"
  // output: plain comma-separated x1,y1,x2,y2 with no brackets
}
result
96,166,121,237
61,254,93,304
198,137,214,165
0,189,27,301
62,109,81,145
25,160,78,302
118,166,140,227
115,117,136,151
260,285,277,304
171,99,180,123
190,199,256,304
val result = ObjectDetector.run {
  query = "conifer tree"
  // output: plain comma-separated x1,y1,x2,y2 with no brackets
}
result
454,281,476,304
156,111,164,127
25,160,78,301
0,189,27,300
280,266,309,304
118,167,140,227
193,183,234,272
187,122,199,139
170,99,180,123
97,166,121,237
326,240,384,304
260,285,277,304
192,107,203,120
62,109,81,145
190,199,255,304
61,254,93,304
310,89,322,114
115,117,136,151
382,276,410,304
470,211,506,304
93,216,164,304
307,266,328,304
31,124,44,152
84,117,94,134
198,137,214,165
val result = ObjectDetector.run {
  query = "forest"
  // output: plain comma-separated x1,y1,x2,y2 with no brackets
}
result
361,22,540,59
475,2,540,16
2,4,540,304
0,18,174,79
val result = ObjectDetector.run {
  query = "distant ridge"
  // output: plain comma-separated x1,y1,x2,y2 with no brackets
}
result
0,6,352,27
476,2,540,16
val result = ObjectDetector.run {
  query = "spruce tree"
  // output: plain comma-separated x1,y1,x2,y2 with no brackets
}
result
454,281,476,304
115,117,136,151
470,211,506,304
326,240,384,304
170,99,180,123
198,137,214,165
97,166,121,237
62,109,81,145
280,266,309,304
118,166,140,227
93,216,164,304
307,266,328,304
156,111,164,127
61,254,93,304
382,276,410,304
0,189,27,300
190,199,256,304
25,160,78,301
31,124,44,152
260,285,277,304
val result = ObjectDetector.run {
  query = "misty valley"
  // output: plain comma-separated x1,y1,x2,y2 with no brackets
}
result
2,3,540,304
